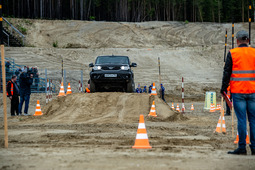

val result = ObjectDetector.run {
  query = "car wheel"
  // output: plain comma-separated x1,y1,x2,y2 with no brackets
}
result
126,80,134,93
90,80,96,92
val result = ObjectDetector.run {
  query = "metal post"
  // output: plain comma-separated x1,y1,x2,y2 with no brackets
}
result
81,70,83,92
181,77,185,113
46,79,49,104
0,0,8,148
232,18,234,49
64,69,66,93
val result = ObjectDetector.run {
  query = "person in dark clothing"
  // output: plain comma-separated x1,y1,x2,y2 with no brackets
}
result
5,61,11,72
160,84,166,102
143,86,147,93
7,75,19,116
221,30,255,155
18,70,33,116
15,67,22,77
5,61,11,79
148,84,152,93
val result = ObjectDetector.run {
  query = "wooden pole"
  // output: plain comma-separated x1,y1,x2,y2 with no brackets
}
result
232,18,234,49
232,104,235,138
0,0,8,148
224,29,227,62
249,0,252,46
61,58,63,83
158,57,161,86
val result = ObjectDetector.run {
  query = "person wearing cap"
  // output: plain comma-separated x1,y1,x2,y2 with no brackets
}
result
221,30,255,155
159,84,165,102
18,69,34,116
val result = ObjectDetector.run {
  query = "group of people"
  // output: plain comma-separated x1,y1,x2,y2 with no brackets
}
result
7,68,34,116
136,83,165,101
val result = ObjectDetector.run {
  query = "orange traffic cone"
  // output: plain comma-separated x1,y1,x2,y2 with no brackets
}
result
214,113,226,133
171,103,175,110
148,101,157,117
150,82,157,96
66,83,72,95
210,104,215,112
234,131,250,144
216,104,220,110
58,82,66,97
176,104,180,112
132,115,152,149
191,104,194,111
34,100,43,116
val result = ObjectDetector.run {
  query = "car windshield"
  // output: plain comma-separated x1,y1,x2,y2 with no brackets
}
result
96,56,129,65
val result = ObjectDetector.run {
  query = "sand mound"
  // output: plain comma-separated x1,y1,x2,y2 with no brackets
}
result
38,93,176,124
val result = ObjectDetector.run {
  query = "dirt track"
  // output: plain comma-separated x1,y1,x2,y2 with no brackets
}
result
1,19,255,169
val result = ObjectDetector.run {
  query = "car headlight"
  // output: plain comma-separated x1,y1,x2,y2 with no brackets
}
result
121,66,129,70
93,66,102,70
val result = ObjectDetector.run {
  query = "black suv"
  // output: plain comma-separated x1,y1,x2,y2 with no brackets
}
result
89,55,137,92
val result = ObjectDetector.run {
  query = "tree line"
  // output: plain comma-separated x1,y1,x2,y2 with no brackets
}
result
2,0,254,23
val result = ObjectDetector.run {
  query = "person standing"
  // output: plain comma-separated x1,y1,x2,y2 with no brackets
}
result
160,84,166,102
7,75,19,116
19,70,33,116
142,86,147,93
221,30,255,155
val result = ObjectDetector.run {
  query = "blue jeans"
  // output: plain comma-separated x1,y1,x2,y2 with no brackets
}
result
232,93,255,150
19,94,30,114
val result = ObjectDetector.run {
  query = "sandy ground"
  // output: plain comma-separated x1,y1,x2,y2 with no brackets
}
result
1,19,255,169
0,96,255,169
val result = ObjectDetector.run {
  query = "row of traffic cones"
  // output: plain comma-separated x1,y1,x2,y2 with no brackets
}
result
210,104,222,112
58,82,72,96
171,103,194,112
213,107,250,144
34,82,73,116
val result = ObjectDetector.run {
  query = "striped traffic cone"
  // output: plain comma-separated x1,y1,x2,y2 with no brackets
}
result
171,103,175,110
148,101,157,117
210,104,215,112
191,104,194,111
150,82,157,96
216,104,220,111
176,104,180,112
214,113,226,133
132,115,152,149
58,82,66,97
66,83,72,95
34,100,43,116
234,131,250,144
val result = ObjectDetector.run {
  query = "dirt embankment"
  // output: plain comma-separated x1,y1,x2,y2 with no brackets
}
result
17,93,184,124
9,18,255,49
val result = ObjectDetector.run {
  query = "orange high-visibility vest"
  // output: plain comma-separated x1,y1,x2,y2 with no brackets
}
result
230,47,255,94
85,88,90,93
7,81,14,96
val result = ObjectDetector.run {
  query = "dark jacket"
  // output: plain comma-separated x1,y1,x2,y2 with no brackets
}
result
7,80,19,97
19,73,33,95
221,44,248,93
